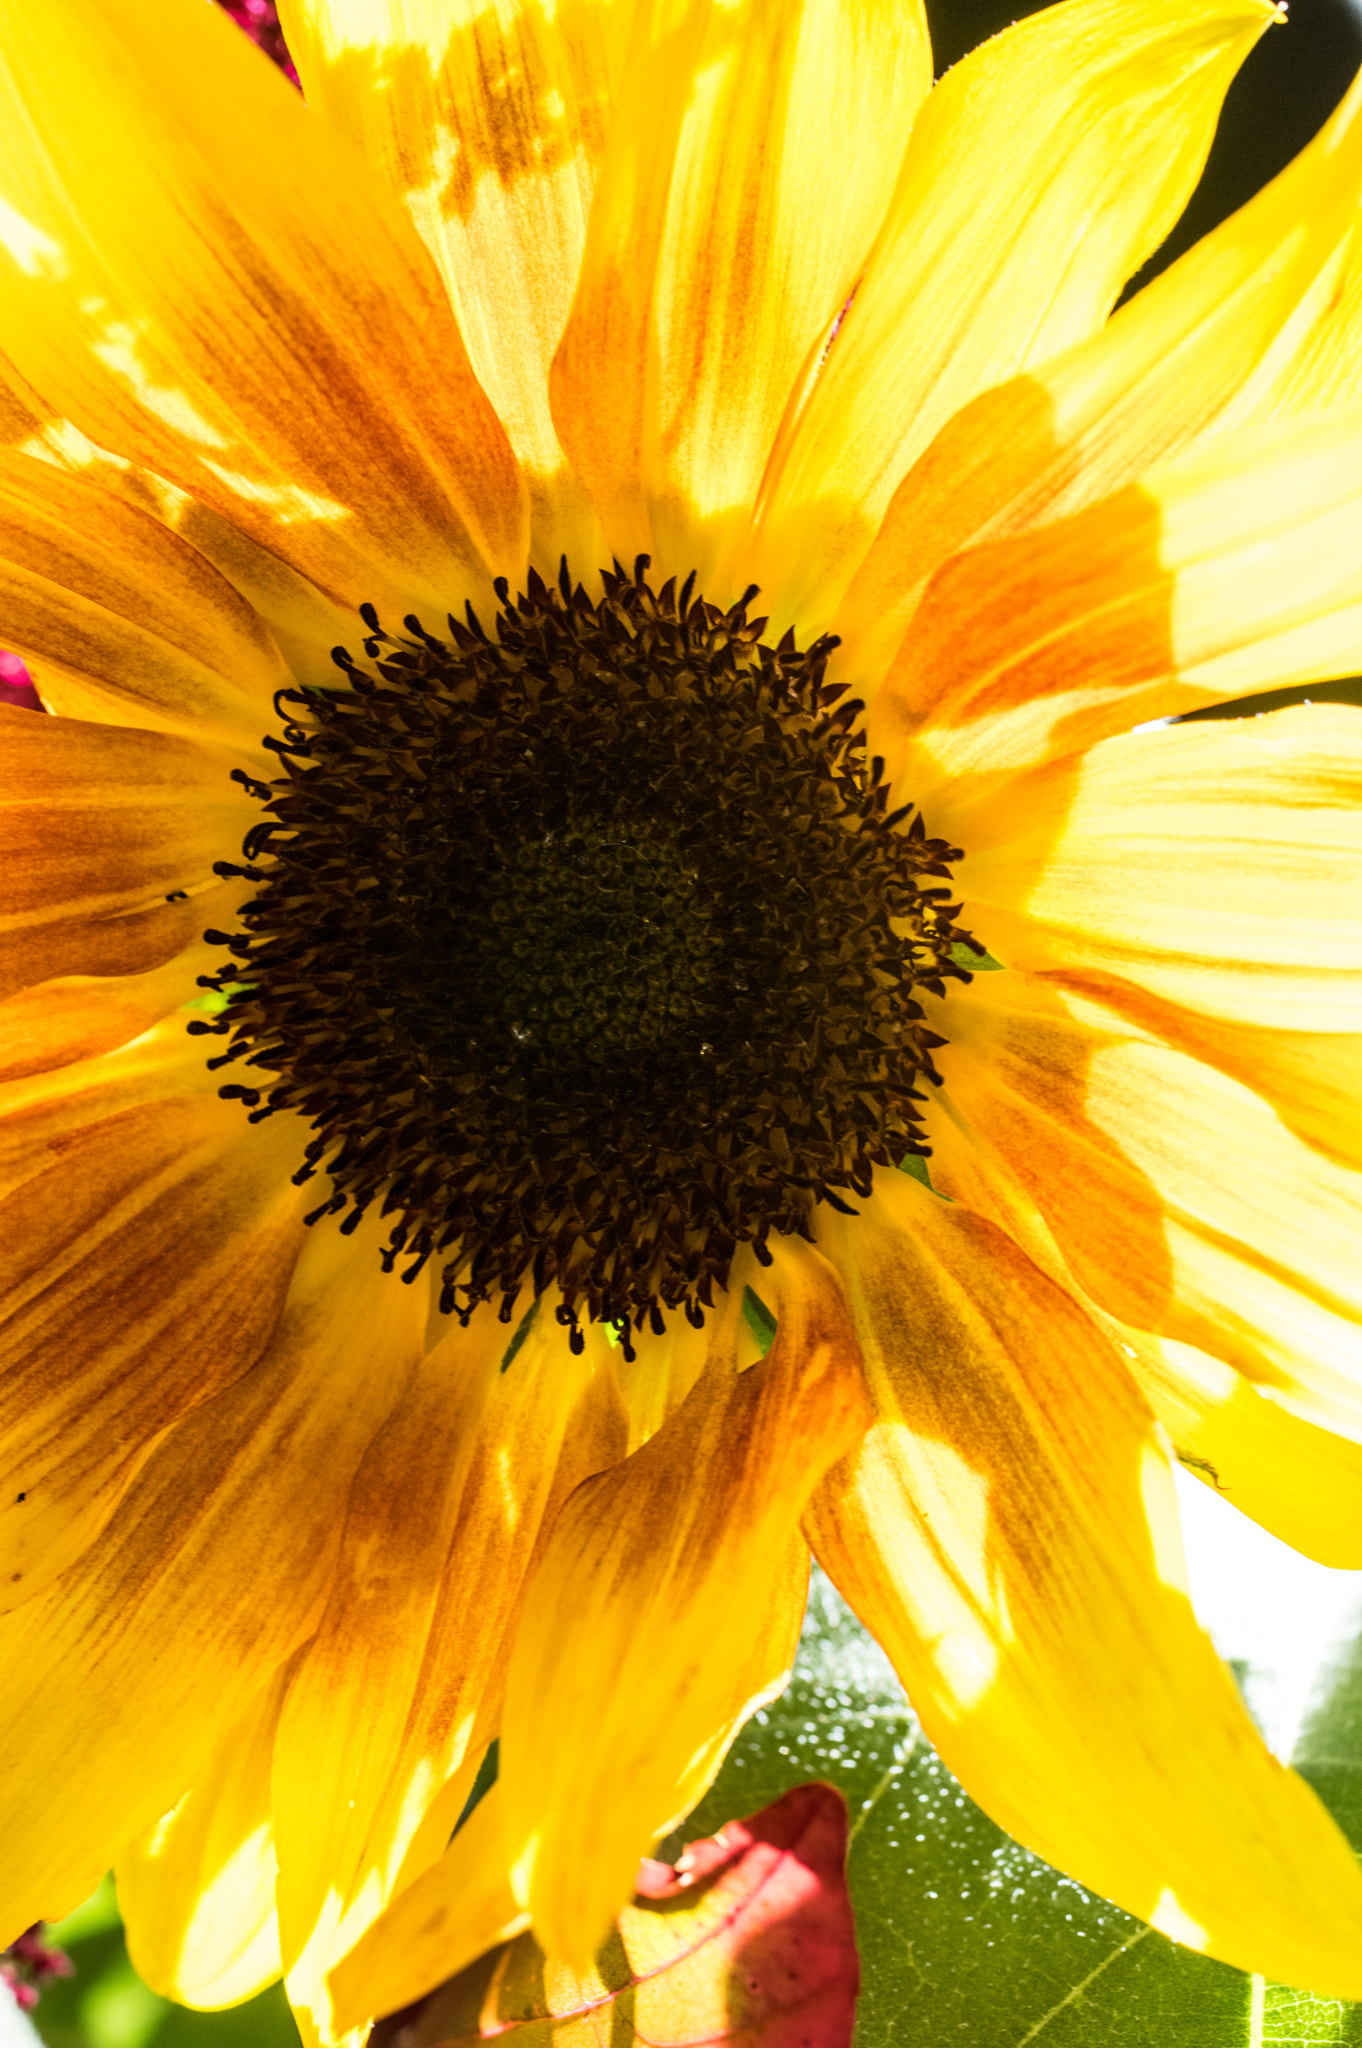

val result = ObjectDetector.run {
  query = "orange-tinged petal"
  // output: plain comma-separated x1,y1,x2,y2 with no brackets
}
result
1039,968,1362,1177
751,0,1271,632
1,414,366,698
0,895,210,1007
934,972,1362,1442
279,0,634,571
278,1311,627,2046
550,0,931,588
834,66,1362,691
0,1009,215,1197
500,1238,867,1966
0,710,257,1000
270,1309,505,1973
0,937,225,1086
0,0,526,621
0,1217,423,1940
875,412,1362,797
949,704,1362,1030
326,1785,528,2035
805,1169,1362,1997
922,1082,1362,1567
0,1083,308,1612
0,449,289,747
118,1657,298,2010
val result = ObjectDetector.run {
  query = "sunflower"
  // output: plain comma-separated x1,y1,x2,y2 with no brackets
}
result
2,0,1362,2036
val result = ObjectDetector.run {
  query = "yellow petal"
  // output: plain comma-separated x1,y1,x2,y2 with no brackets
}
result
875,412,1362,796
270,1310,506,1972
923,1078,1362,1567
1130,1331,1362,1569
1042,969,1362,1177
550,0,931,588
0,1075,308,1611
751,0,1271,631
325,1784,528,2036
0,937,224,1087
0,1218,422,1938
0,710,258,1001
278,0,635,571
278,1312,627,2044
500,1238,867,1967
834,65,1362,692
935,972,1362,1441
0,449,289,747
1212,81,1362,430
0,0,526,620
118,1657,298,2009
0,1006,213,1197
882,411,1362,797
5,408,367,697
805,1168,1362,1997
951,703,1362,1030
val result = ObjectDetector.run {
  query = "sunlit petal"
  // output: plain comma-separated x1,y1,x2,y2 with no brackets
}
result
551,0,931,590
807,1170,1362,1996
751,0,1270,632
0,0,526,620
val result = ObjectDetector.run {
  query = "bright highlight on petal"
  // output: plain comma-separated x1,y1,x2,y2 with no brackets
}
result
953,704,1362,1028
833,59,1362,692
278,0,633,566
325,1786,528,2034
118,1660,294,2010
806,1170,1362,1997
0,449,291,747
0,0,526,619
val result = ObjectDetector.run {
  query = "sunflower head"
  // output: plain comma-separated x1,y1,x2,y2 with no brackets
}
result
199,554,977,1345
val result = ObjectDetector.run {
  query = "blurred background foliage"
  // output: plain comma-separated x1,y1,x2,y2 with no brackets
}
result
12,0,1362,2040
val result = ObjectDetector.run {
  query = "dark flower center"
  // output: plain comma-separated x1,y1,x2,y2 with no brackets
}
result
196,557,980,1347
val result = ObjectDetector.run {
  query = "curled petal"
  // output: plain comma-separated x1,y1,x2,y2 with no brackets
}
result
118,1657,298,2010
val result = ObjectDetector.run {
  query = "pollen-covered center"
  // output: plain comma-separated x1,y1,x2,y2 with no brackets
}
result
199,557,979,1346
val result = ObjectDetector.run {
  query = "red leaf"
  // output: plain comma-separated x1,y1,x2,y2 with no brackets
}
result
375,1782,859,2048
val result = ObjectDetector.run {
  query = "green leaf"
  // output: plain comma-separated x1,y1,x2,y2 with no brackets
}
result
950,941,1006,973
742,1286,778,1356
668,1568,1362,2046
1293,1602,1362,1857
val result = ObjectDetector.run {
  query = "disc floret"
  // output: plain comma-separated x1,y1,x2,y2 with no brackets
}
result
196,557,980,1344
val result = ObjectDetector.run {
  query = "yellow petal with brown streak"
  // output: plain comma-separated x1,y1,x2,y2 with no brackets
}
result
0,0,526,621
500,1238,867,1966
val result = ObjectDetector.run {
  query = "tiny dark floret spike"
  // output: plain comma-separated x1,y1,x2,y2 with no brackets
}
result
195,561,978,1332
